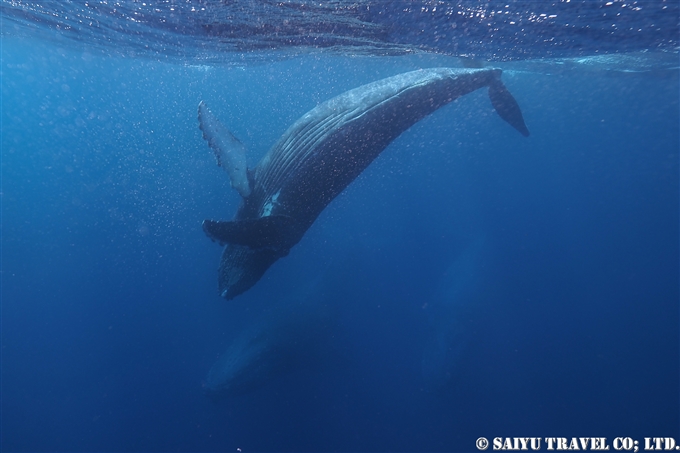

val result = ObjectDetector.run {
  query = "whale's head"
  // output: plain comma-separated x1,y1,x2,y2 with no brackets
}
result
217,243,286,300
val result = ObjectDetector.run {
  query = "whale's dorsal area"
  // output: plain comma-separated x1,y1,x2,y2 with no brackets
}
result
198,67,529,299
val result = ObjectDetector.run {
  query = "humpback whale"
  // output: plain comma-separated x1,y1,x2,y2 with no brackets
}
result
204,298,335,397
198,68,529,299
422,236,488,391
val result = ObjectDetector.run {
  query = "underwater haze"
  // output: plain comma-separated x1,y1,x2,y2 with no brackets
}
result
1,1,679,452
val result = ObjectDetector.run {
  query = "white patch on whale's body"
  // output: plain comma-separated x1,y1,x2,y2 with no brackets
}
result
260,190,280,217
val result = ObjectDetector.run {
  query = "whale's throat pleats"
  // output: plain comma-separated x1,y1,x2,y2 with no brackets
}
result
255,106,357,198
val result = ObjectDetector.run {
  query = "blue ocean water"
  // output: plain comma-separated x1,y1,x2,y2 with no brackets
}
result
1,1,679,452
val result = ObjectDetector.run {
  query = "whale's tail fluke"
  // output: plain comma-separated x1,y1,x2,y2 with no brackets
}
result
488,80,530,137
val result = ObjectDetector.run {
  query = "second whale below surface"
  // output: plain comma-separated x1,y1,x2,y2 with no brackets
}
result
198,67,530,299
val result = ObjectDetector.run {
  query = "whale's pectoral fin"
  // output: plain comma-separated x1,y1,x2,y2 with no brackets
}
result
488,81,530,137
198,101,252,197
202,216,296,250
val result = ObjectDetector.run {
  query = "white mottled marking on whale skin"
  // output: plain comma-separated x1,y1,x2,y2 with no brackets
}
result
260,190,280,217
